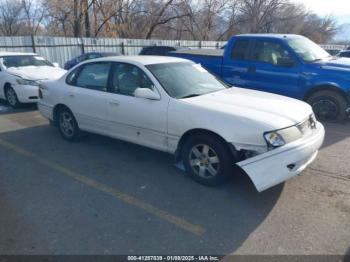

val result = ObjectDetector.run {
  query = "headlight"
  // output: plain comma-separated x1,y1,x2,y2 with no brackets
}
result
264,132,285,148
16,78,39,86
264,126,303,149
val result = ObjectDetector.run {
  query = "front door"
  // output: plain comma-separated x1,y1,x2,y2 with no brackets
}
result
106,62,169,151
244,39,301,98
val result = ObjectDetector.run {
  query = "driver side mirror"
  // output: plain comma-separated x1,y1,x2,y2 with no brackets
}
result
134,88,160,100
277,57,295,68
53,62,60,68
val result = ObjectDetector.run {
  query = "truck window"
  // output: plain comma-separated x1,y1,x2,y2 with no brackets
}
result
231,40,250,60
251,40,291,66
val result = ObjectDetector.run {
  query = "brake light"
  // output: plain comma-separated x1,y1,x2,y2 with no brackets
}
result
38,84,44,99
38,88,43,99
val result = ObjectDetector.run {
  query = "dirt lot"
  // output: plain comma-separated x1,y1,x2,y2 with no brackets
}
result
0,101,349,256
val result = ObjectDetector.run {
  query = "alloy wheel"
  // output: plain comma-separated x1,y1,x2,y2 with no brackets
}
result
312,99,338,121
6,88,17,107
189,144,220,178
59,111,75,138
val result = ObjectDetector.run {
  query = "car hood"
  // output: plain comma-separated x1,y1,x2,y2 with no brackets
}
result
182,88,313,129
6,66,66,81
315,57,350,72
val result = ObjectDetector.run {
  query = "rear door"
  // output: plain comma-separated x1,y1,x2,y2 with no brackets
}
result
64,62,112,133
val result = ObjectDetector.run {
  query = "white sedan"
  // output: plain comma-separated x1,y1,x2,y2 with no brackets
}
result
0,52,66,107
38,56,325,192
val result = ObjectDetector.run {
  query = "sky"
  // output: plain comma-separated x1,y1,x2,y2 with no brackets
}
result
294,0,350,24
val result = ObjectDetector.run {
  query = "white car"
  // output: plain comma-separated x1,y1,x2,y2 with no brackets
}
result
0,52,66,107
38,56,325,192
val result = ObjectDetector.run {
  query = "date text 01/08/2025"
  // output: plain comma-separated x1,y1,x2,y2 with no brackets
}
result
127,255,220,261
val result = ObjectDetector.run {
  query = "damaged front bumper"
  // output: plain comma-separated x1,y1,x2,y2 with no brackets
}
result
236,122,325,192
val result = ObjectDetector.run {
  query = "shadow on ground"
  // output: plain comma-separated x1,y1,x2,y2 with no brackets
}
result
0,125,283,254
0,99,37,115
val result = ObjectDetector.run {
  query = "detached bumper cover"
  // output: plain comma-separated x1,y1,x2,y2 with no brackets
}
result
14,84,39,103
236,123,325,192
38,102,53,120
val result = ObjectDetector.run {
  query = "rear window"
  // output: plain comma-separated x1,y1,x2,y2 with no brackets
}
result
231,40,250,60
339,52,350,58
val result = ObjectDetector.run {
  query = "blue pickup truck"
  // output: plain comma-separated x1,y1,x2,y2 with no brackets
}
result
170,34,350,121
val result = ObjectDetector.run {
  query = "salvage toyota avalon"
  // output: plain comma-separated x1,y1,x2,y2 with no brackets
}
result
38,56,325,192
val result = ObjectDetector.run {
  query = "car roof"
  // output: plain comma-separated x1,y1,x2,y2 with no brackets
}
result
235,34,303,39
0,51,37,56
89,55,189,65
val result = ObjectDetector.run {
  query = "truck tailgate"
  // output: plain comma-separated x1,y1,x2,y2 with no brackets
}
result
169,49,224,77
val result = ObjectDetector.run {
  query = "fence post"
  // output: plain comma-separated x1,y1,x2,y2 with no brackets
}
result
199,41,202,49
30,34,36,53
121,42,125,55
80,38,85,54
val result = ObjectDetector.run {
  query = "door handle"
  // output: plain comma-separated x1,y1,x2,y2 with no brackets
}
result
247,66,256,73
109,100,120,106
68,93,74,98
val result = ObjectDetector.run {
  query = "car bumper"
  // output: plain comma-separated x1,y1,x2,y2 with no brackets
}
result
13,84,39,103
38,102,53,120
236,122,325,192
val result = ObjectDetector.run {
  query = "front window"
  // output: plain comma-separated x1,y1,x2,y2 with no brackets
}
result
286,37,330,62
110,63,154,96
1,55,53,68
146,62,227,99
251,40,292,66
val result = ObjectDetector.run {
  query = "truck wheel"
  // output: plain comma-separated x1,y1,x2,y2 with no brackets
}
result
5,86,20,108
307,90,348,122
182,134,234,186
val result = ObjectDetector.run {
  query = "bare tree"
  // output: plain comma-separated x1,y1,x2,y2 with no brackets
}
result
22,0,47,35
0,0,23,36
0,0,337,42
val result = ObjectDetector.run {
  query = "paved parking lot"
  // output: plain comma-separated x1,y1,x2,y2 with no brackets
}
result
0,101,349,255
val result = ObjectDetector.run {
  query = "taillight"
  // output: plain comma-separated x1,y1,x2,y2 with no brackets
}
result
38,88,43,99
38,84,44,99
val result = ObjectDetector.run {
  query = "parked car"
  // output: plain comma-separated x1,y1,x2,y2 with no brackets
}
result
139,46,188,56
170,34,350,122
38,56,324,192
337,50,350,58
64,52,121,70
0,52,66,108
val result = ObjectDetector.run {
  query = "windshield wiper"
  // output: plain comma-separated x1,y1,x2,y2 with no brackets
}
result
309,58,323,63
179,94,201,99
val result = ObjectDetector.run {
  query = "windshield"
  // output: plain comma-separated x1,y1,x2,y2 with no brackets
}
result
1,55,53,68
286,37,330,62
146,62,227,99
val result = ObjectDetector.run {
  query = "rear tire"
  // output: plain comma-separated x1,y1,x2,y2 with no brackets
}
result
57,107,81,141
307,90,348,122
182,134,234,186
5,86,20,108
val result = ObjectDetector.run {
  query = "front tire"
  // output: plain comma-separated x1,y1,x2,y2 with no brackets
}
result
5,86,20,108
182,134,234,186
307,90,348,122
57,108,81,141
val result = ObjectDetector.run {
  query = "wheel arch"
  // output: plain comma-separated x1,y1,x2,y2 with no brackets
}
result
174,128,237,163
3,82,12,95
52,103,72,126
304,84,348,102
